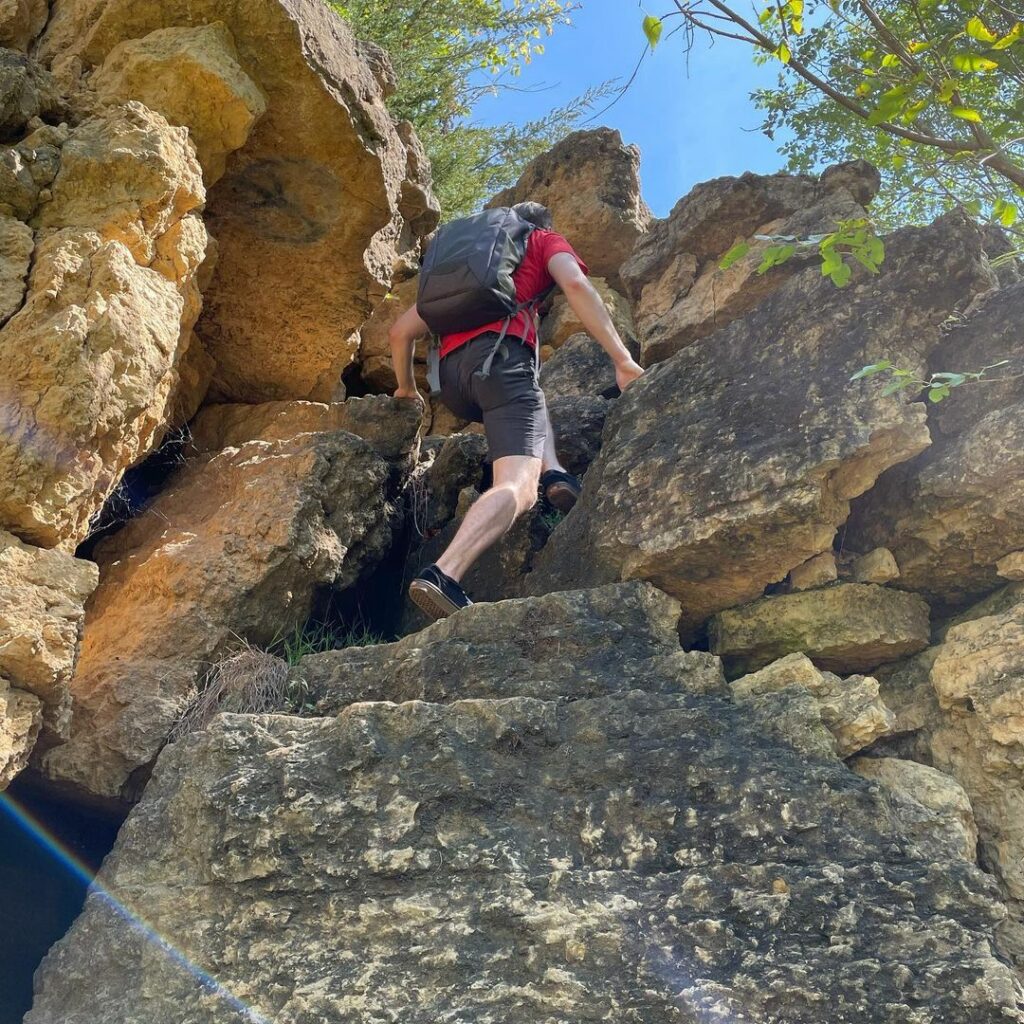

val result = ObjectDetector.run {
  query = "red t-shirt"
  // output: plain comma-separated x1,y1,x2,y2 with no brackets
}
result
439,229,589,358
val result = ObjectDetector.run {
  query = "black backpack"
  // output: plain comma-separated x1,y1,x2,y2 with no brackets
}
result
417,208,548,390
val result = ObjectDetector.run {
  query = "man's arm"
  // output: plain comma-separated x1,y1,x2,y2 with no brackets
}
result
546,252,644,390
388,304,430,400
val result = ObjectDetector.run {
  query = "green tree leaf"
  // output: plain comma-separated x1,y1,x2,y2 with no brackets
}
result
950,105,983,121
992,23,1023,49
643,14,663,50
951,52,999,72
850,360,893,380
719,240,752,270
966,16,997,43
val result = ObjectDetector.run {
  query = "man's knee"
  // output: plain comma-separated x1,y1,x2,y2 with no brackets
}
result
492,457,541,516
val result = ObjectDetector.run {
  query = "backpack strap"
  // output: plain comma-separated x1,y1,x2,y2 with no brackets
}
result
426,335,442,395
477,286,554,380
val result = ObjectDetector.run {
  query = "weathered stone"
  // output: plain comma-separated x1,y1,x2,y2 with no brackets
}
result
540,331,628,400
788,551,838,591
488,128,650,288
851,757,978,862
187,394,423,469
395,118,438,238
711,584,931,676
731,652,895,756
41,427,398,801
91,24,268,185
0,122,68,221
629,165,876,366
0,678,39,788
998,552,1024,581
303,581,725,711
846,282,1024,609
407,432,488,537
538,277,635,351
355,275,423,392
0,530,98,743
0,210,31,321
0,50,64,138
0,0,48,51
39,0,438,403
853,546,900,584
527,213,993,632
28,587,1022,1023
548,394,609,478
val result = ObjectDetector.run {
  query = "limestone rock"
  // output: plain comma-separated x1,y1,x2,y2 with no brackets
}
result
0,122,69,221
0,50,65,138
41,427,398,801
0,0,48,51
407,432,488,537
355,275,423,392
998,552,1024,581
39,0,438,403
788,551,838,591
91,24,268,185
527,213,994,632
488,128,650,288
303,581,725,711
846,282,1024,609
0,210,31,321
548,394,608,478
28,587,1022,1023
540,331,630,400
851,757,978,862
711,584,931,676
0,530,98,743
853,547,900,584
0,678,39,788
188,394,423,469
538,277,635,351
731,653,896,756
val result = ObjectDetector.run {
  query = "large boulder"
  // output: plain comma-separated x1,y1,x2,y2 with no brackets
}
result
0,0,48,51
488,127,650,289
846,282,1024,611
0,530,97,746
90,23,268,185
0,676,39,787
540,331,631,401
710,583,931,676
0,102,208,549
527,213,995,634
0,49,65,137
27,584,1022,1024
537,276,636,352
40,422,406,803
623,161,880,366
39,0,439,403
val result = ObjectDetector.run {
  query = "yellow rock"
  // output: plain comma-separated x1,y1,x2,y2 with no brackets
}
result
0,212,32,322
538,277,635,352
0,530,97,744
0,679,40,789
92,23,267,186
0,0,48,51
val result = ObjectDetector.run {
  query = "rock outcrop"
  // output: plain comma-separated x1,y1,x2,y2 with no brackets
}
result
846,282,1024,610
528,213,994,633
38,0,439,403
27,584,1023,1024
488,128,650,288
622,161,881,365
537,275,636,353
710,583,931,676
41,407,417,803
0,101,208,549
0,676,39,787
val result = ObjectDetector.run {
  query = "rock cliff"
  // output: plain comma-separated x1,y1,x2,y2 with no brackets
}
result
1,7,1023,1021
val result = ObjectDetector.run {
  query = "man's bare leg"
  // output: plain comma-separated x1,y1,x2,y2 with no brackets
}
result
436,454,542,582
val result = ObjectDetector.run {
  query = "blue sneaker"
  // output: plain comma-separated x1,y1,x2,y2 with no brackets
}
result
409,564,473,621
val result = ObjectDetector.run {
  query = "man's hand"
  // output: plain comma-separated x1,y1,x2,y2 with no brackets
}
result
393,385,424,403
615,357,645,391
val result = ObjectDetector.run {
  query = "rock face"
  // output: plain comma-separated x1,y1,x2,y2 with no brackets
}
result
710,583,931,676
0,101,208,549
846,282,1024,610
538,276,635,352
27,584,1023,1024
41,410,415,802
0,676,39,787
528,214,994,633
488,128,650,288
731,652,896,756
540,331,629,400
39,0,439,403
0,0,48,51
622,161,881,366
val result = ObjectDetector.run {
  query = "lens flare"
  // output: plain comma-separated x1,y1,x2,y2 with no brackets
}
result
0,791,271,1023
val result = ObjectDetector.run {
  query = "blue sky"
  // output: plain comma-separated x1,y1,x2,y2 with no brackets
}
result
473,0,796,218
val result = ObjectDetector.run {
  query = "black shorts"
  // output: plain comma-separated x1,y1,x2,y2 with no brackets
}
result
438,333,548,461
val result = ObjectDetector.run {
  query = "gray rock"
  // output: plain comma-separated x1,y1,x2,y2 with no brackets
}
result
548,394,608,477
541,331,625,400
527,213,994,635
27,584,1023,1024
0,50,64,140
846,282,1024,610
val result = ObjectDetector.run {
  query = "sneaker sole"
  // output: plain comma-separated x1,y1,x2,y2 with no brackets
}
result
545,481,580,513
409,578,462,621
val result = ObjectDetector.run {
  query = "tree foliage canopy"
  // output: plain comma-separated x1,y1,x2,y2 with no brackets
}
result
331,0,608,217
647,0,1024,233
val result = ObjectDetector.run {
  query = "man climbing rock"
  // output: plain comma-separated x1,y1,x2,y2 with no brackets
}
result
389,201,644,620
